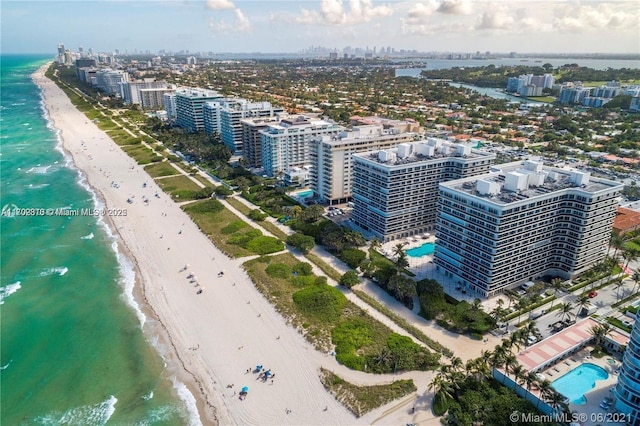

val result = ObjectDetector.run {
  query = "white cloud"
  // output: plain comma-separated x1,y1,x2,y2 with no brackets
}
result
206,0,235,10
436,0,472,16
406,1,438,23
552,2,639,33
209,7,251,33
476,10,514,30
295,0,395,26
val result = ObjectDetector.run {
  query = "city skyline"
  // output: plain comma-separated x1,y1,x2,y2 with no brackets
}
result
2,0,639,55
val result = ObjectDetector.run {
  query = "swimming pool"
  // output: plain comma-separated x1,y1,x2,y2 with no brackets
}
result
406,242,436,258
551,363,609,405
296,190,314,198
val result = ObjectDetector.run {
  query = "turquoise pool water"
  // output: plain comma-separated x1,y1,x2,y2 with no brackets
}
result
406,242,436,258
551,363,609,405
296,190,314,198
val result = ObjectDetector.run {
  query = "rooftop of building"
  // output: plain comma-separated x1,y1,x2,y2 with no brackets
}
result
440,160,623,205
352,138,494,167
613,207,640,233
261,115,341,133
516,318,629,372
175,87,222,99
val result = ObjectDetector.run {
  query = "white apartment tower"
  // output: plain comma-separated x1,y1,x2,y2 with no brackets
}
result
175,88,223,132
435,161,623,297
203,99,283,152
352,139,495,243
241,116,284,168
260,116,343,177
311,125,415,205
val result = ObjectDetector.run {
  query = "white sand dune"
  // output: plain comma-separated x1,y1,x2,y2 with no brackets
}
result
34,65,442,426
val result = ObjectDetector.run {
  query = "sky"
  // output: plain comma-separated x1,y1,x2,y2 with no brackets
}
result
2,0,639,55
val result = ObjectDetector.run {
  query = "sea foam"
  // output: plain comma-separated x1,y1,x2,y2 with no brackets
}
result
39,267,68,277
81,233,94,240
0,281,22,304
35,395,117,426
173,379,203,426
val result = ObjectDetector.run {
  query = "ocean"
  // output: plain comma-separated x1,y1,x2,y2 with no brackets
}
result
0,55,195,425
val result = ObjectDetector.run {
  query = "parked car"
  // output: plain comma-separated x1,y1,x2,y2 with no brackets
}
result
588,291,598,298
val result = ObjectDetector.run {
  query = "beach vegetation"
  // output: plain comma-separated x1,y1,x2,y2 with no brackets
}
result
245,236,284,255
144,162,179,178
221,220,247,234
339,270,360,288
336,248,366,269
265,263,291,279
286,232,315,254
155,175,209,200
121,144,163,165
319,368,416,417
183,199,261,257
248,209,267,221
244,253,438,373
214,186,234,198
293,285,347,322
417,279,495,336
292,261,313,276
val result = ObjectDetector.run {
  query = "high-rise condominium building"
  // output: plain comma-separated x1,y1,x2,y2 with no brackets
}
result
351,139,495,243
311,125,415,205
139,87,176,110
94,70,129,95
615,310,640,425
435,161,623,297
241,116,285,168
119,80,174,105
203,99,283,152
175,88,223,132
164,93,177,121
260,116,343,177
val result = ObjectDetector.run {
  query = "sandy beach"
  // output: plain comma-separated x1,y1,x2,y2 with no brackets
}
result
33,66,441,425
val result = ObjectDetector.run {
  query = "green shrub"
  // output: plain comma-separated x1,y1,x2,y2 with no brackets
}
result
332,318,374,370
214,186,234,198
221,220,248,234
246,236,284,255
340,270,360,288
291,275,317,287
293,285,347,322
185,199,224,214
227,234,254,247
194,187,214,199
338,248,367,269
293,262,313,276
286,232,315,253
265,263,291,279
248,209,268,221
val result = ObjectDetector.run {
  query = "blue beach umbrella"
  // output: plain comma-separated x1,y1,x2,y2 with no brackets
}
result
242,386,249,393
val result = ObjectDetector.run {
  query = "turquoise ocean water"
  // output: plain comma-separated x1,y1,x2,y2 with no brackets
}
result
1,55,194,425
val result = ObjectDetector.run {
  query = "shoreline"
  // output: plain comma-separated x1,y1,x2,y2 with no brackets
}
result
34,64,219,424
34,63,401,425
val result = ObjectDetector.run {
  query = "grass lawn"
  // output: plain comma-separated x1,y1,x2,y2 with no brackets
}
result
121,144,163,165
526,96,556,103
319,368,416,417
144,161,180,178
156,175,207,201
226,198,290,240
625,240,640,251
106,129,140,146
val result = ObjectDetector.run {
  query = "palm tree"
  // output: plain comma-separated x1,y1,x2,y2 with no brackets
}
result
620,247,638,279
556,302,574,324
510,364,525,388
502,354,517,385
536,379,553,410
609,232,625,259
548,278,564,310
631,270,640,295
522,322,539,347
575,294,590,318
524,371,538,399
614,279,626,303
589,323,612,348
369,237,381,256
428,375,453,405
490,345,506,370
546,390,569,421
